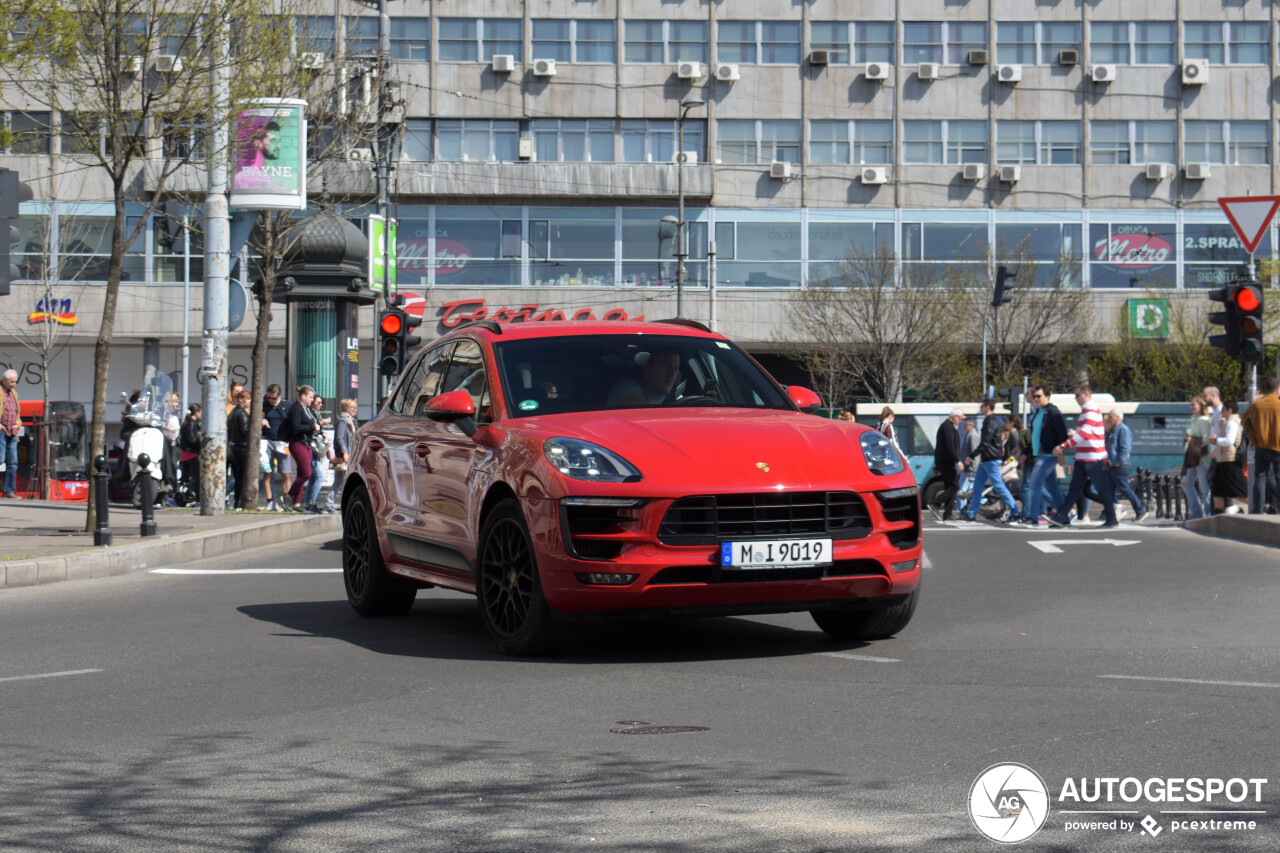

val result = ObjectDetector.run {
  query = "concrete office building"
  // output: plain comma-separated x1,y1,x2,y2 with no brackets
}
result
2,0,1274,413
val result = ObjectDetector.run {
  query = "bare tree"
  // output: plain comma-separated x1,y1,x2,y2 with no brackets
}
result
2,1,291,528
786,247,971,405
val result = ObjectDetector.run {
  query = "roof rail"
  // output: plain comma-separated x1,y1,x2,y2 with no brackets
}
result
651,318,712,333
457,319,503,335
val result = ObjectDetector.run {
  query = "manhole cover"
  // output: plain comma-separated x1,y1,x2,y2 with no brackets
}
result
610,722,709,735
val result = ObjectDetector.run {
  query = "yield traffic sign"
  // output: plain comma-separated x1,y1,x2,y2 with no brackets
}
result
1218,196,1280,254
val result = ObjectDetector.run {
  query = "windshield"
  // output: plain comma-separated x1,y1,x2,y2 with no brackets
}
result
493,334,792,417
50,402,88,478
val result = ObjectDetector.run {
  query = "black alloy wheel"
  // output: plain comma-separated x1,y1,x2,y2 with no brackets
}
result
477,499,578,656
811,585,919,641
342,489,416,616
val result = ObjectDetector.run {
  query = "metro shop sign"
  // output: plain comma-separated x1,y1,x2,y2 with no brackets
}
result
439,298,645,328
1094,226,1173,270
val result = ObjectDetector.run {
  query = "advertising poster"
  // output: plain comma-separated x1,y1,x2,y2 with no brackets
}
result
368,215,398,298
230,98,307,210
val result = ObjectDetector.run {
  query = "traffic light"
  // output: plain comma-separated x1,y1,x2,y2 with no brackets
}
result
1208,284,1239,358
1235,282,1264,363
992,265,1015,309
1,168,34,297
377,304,424,381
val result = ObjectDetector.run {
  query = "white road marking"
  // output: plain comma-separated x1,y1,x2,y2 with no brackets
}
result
150,568,342,575
1029,538,1140,554
0,668,103,684
1099,674,1280,690
929,524,1184,533
921,550,932,570
820,652,901,664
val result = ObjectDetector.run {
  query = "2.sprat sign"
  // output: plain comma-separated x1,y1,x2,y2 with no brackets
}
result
440,299,644,328
1094,226,1173,270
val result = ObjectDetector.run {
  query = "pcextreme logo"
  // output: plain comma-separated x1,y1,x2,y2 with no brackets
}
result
969,763,1051,843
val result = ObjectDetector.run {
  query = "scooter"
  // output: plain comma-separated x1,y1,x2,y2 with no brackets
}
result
120,375,178,508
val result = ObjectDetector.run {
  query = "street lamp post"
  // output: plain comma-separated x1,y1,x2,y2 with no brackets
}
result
675,99,704,318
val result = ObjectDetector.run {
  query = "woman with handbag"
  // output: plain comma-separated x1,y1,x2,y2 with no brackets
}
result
284,385,322,513
331,398,357,513
1210,399,1247,514
1181,396,1212,520
311,395,336,513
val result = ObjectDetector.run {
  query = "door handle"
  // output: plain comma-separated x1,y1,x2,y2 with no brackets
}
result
366,437,384,451
414,442,432,458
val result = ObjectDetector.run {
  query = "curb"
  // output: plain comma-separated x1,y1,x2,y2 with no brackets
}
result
1183,514,1280,549
0,514,343,590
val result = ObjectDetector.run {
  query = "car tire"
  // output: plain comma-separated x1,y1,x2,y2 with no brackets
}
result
342,488,416,617
811,586,919,641
477,498,578,656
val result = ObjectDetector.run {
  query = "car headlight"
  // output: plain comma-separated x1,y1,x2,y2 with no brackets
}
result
860,431,905,476
543,437,642,483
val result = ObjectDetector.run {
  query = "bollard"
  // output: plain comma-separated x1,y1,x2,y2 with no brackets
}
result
1174,476,1183,522
1136,467,1148,509
1163,474,1175,520
137,453,157,538
1153,471,1163,519
92,455,112,547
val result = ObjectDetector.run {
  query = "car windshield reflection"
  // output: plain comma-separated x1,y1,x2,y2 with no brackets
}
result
493,334,792,417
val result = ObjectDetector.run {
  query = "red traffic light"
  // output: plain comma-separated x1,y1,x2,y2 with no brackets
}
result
380,312,403,335
1235,287,1261,313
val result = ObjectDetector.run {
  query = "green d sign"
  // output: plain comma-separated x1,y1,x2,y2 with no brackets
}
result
1128,297,1170,339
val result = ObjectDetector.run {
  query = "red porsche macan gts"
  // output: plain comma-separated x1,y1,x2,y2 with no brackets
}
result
341,319,922,655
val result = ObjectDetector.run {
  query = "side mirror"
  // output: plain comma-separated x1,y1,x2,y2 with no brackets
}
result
424,390,478,437
786,386,822,413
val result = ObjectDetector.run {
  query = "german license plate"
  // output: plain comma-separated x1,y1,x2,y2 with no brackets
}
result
720,538,833,569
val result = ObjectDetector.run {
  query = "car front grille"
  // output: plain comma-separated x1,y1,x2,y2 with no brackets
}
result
658,491,872,546
561,504,630,561
877,490,921,549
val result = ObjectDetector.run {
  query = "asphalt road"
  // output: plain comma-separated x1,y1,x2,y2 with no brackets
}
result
1,519,1277,852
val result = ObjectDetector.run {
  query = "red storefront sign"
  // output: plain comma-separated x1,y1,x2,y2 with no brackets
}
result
1093,228,1173,270
439,298,644,328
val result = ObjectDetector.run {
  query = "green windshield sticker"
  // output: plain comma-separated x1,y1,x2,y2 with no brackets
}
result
519,400,539,411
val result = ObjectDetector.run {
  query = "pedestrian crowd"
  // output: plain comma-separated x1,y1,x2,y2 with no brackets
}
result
201,383,356,514
922,378,1280,526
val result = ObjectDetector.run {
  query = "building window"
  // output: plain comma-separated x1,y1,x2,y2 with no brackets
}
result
1089,22,1130,64
1041,122,1082,164
809,120,892,164
902,120,985,165
621,120,705,162
1092,22,1176,65
1228,122,1269,164
996,121,1036,164
293,15,335,55
402,119,431,161
1185,22,1269,65
856,23,894,63
435,119,520,161
439,18,522,62
1041,22,1082,62
716,21,800,64
347,16,430,61
624,20,708,64
716,120,801,164
1230,22,1269,64
60,113,102,156
996,22,1036,65
1089,221,1176,288
1184,122,1225,164
1090,121,1176,164
161,118,205,161
1134,22,1176,64
994,222,1082,287
3,111,52,155
530,120,615,162
902,21,987,65
810,22,850,64
1184,22,1225,64
531,19,616,63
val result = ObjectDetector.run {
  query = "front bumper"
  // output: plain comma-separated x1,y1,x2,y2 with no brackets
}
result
523,494,923,615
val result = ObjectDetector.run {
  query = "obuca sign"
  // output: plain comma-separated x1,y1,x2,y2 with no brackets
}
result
439,298,645,328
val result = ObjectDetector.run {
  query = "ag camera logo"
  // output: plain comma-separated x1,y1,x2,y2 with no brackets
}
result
969,763,1051,843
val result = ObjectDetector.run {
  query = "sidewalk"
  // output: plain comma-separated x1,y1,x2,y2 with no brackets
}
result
0,500,341,589
1184,512,1280,549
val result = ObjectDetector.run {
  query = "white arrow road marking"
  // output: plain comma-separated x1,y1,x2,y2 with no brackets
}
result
1029,539,1141,554
150,568,342,574
1099,674,1280,690
0,668,104,684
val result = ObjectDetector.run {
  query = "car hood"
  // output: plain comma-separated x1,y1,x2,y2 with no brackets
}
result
513,408,911,495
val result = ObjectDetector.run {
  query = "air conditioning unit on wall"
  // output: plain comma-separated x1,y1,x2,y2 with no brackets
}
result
715,63,740,82
300,52,326,70
999,165,1021,183
962,163,987,181
810,49,830,66
865,62,889,80
677,61,705,80
155,55,184,73
918,62,940,81
675,151,697,164
861,166,888,185
1181,59,1209,86
491,54,515,73
1185,163,1211,180
770,161,794,180
1091,64,1117,83
1146,163,1173,181
997,64,1022,83
532,58,557,77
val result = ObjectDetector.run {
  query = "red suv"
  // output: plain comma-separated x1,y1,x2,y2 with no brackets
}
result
341,319,922,655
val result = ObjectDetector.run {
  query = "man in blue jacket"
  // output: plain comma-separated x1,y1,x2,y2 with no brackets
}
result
963,399,1019,523
1105,409,1147,522
1016,385,1067,526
